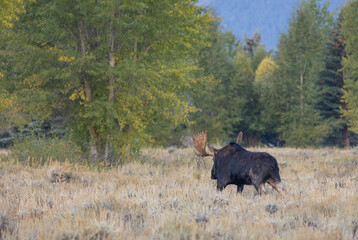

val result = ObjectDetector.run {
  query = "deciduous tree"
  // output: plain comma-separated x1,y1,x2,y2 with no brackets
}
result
0,0,215,159
341,1,358,135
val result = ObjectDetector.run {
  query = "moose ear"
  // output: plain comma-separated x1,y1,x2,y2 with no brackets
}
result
208,144,218,155
236,131,243,144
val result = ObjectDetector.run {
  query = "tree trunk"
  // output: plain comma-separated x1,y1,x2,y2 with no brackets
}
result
79,20,99,158
84,75,98,157
104,50,115,159
244,134,258,147
104,0,122,160
343,124,350,150
300,73,303,116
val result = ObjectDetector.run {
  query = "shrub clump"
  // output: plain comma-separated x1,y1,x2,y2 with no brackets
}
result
47,166,73,183
10,136,82,166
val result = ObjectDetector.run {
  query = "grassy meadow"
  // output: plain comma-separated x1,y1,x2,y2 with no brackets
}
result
0,147,358,240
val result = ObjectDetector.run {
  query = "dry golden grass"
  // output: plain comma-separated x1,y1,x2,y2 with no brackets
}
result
0,147,358,239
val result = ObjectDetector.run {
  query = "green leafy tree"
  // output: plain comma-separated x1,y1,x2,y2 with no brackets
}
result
228,48,257,145
254,57,281,143
341,1,358,135
228,33,270,146
274,0,333,147
192,25,239,143
194,29,270,146
0,0,215,159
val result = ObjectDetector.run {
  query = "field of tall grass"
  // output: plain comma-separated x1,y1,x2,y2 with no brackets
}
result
0,146,358,239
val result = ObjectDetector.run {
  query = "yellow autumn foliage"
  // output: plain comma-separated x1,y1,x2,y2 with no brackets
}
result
0,0,32,28
0,92,18,113
58,56,75,63
69,88,85,101
255,57,278,83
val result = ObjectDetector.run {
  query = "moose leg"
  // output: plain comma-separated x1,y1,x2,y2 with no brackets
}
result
237,184,244,193
254,183,266,196
253,183,266,196
267,178,285,194
217,181,226,191
258,183,267,195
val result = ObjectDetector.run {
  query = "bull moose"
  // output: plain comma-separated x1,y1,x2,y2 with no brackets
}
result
192,131,284,195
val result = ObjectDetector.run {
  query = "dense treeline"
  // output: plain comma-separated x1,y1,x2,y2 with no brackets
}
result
1,0,358,160
189,0,358,148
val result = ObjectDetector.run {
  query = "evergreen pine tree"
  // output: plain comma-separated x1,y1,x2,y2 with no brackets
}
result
274,0,333,147
318,14,350,148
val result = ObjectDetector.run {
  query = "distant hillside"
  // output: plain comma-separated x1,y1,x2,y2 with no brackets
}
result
199,0,345,50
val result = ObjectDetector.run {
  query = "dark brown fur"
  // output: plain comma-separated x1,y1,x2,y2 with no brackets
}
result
209,143,284,195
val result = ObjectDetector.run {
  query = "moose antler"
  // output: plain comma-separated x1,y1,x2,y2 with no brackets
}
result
192,131,213,157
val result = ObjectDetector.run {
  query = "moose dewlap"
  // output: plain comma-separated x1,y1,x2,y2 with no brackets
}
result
192,131,284,195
